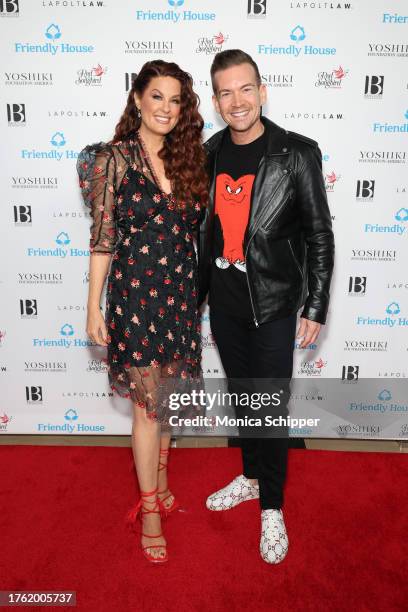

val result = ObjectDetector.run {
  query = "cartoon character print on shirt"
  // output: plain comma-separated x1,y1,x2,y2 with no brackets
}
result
214,173,255,272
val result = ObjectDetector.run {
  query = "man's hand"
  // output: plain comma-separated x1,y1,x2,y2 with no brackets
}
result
296,317,321,348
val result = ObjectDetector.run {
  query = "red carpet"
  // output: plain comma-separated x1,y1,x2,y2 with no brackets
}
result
0,445,407,611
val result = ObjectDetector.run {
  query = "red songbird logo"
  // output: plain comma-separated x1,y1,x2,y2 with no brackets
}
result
92,64,105,77
333,66,346,80
326,171,338,185
214,32,227,45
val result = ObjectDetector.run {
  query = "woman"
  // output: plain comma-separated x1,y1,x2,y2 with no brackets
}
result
77,60,208,563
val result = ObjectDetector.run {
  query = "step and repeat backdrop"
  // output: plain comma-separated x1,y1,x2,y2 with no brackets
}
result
1,0,407,439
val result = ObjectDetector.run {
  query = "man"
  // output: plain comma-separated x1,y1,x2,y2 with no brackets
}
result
198,49,334,564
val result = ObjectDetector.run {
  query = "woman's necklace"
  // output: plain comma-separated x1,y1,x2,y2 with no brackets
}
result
136,130,171,196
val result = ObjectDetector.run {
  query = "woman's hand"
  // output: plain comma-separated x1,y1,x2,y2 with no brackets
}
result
86,306,108,346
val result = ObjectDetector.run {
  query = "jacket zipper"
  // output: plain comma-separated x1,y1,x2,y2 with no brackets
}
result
244,172,289,327
287,238,304,279
263,193,291,231
245,268,259,327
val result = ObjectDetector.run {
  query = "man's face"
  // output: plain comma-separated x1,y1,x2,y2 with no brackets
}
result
212,63,266,133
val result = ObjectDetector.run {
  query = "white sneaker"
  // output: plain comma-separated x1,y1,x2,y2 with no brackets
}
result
206,474,259,511
260,509,289,564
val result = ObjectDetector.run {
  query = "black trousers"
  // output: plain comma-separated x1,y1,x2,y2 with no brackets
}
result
209,308,297,510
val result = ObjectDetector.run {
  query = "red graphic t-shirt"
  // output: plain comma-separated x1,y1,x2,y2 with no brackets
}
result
209,129,266,318
215,173,255,267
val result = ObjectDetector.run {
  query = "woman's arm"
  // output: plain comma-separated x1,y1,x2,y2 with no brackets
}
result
86,253,112,346
77,144,118,346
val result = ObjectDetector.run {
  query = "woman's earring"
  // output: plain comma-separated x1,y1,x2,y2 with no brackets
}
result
137,108,141,119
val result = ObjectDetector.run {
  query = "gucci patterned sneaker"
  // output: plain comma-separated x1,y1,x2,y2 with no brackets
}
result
206,475,259,511
260,509,289,564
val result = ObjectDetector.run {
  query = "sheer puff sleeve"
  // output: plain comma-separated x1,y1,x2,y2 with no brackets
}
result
77,142,118,255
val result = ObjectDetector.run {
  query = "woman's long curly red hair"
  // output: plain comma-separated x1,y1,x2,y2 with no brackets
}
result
113,60,208,208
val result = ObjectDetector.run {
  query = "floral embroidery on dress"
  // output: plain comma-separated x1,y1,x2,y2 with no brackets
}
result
77,133,203,423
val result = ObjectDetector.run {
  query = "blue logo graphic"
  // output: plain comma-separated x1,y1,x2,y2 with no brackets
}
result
395,207,408,222
373,111,408,134
378,389,391,401
363,210,407,235
50,132,66,147
386,302,400,315
15,24,94,55
61,324,75,336
136,1,215,22
45,24,62,41
258,26,335,57
383,13,408,24
27,232,89,258
56,231,70,245
38,409,106,432
21,134,78,162
290,25,306,42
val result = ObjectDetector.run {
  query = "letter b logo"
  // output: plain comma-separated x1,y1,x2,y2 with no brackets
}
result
20,299,38,317
7,103,26,124
248,0,267,17
342,365,359,381
349,276,367,295
364,75,384,96
125,72,137,92
14,205,32,224
26,386,43,403
356,180,375,200
0,0,19,14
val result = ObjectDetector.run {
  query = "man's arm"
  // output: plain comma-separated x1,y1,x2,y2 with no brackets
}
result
296,143,335,325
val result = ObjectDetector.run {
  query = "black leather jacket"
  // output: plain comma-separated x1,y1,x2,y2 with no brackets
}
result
198,116,335,326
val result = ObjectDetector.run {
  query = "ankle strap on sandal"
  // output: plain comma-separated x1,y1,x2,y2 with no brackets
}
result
158,449,170,471
140,487,158,498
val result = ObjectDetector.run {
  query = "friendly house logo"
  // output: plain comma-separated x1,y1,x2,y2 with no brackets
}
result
14,24,95,54
33,324,95,349
136,0,216,23
27,232,90,258
37,409,106,434
21,132,79,161
258,25,336,57
373,110,408,133
348,389,408,415
356,302,408,327
364,208,408,235
382,13,408,24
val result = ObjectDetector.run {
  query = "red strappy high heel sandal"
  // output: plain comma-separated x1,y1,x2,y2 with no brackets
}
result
157,448,180,517
126,487,168,564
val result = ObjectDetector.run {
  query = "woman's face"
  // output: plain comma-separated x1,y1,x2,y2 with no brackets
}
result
135,76,181,137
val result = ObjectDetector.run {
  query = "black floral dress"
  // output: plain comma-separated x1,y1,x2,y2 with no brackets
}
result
77,132,203,423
